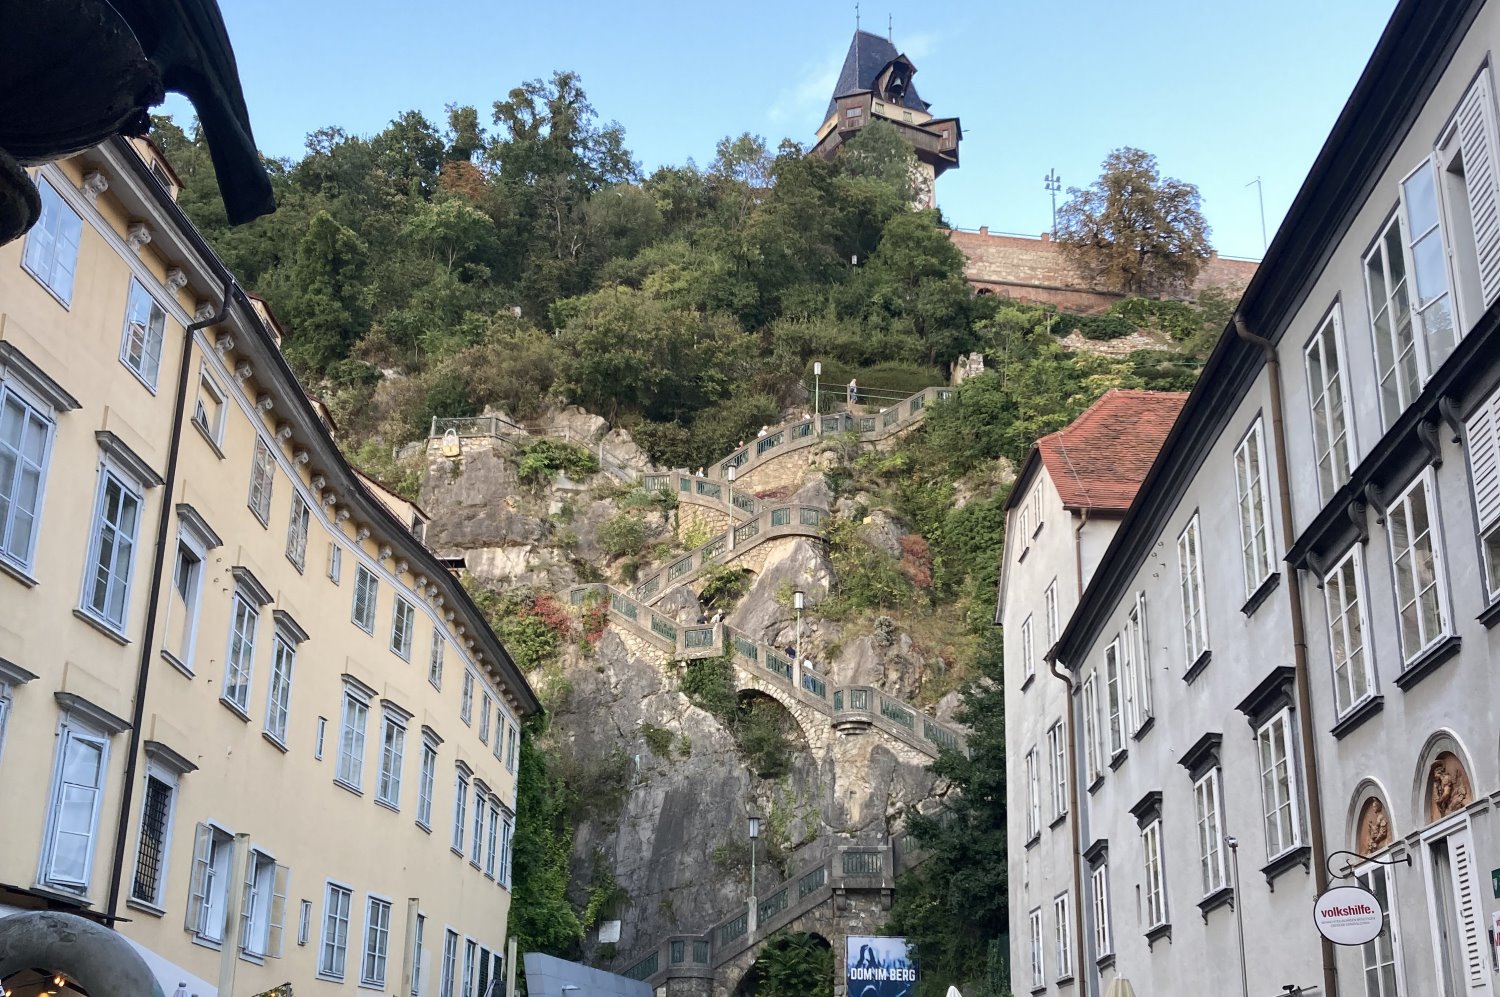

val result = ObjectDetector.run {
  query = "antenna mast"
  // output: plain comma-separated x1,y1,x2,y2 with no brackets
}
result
1044,169,1062,237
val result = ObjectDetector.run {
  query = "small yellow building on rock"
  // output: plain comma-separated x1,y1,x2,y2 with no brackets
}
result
0,136,540,996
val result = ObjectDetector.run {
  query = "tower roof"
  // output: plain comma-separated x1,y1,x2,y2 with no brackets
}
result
825,30,929,120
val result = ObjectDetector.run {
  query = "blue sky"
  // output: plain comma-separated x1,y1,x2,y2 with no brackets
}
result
169,0,1397,260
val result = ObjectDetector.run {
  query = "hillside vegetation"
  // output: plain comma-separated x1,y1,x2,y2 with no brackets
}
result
158,72,1233,997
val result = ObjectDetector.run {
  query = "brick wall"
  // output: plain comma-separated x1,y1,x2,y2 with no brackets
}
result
946,227,1258,313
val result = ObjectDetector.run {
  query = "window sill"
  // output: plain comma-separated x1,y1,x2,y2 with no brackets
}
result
1182,648,1212,684
73,608,129,645
315,974,345,984
416,820,432,834
1260,845,1311,889
1145,922,1171,948
451,846,465,859
1393,634,1461,691
1087,774,1105,795
29,883,91,907
1029,987,1046,996
1108,750,1127,771
160,649,193,678
334,778,363,798
1478,597,1500,629
126,898,166,918
1130,716,1155,742
248,503,271,529
261,731,289,753
1055,975,1074,987
0,555,39,588
1025,833,1040,850
1020,671,1035,692
1049,812,1069,830
1017,545,1030,564
189,934,225,953
375,797,400,814
191,418,226,460
219,697,251,722
1095,953,1115,971
239,949,266,966
1240,572,1281,617
1197,886,1234,921
1329,695,1384,740
358,982,389,993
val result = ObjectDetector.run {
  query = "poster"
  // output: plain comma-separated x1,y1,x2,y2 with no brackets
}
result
846,935,918,997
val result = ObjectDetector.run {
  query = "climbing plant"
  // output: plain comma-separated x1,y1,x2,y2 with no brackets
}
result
741,933,834,997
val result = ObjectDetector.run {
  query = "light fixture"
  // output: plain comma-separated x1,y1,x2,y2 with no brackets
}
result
53,976,66,988
814,361,822,376
793,590,805,611
748,815,760,840
726,464,736,483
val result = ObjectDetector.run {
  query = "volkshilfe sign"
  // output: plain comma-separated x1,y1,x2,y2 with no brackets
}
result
1313,885,1384,945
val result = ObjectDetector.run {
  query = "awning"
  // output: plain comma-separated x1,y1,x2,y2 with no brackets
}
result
1105,980,1138,997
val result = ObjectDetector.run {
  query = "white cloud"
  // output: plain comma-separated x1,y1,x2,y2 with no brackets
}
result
768,44,846,128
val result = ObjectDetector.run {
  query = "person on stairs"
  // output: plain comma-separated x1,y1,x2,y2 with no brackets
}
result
847,378,859,405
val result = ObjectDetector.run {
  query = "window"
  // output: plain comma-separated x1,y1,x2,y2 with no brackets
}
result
452,770,470,852
265,635,296,744
493,710,504,761
1030,483,1044,536
417,736,438,829
377,711,407,809
470,785,485,866
1123,595,1152,734
222,593,259,714
441,930,459,997
298,899,312,947
412,912,427,997
192,369,226,444
1016,504,1030,549
500,812,514,887
1305,307,1355,499
42,722,110,890
248,439,275,525
1367,215,1421,425
460,672,474,726
81,469,143,631
0,387,54,570
328,543,343,584
22,177,83,304
241,850,287,958
1467,385,1500,600
353,565,378,633
120,279,167,389
286,494,310,571
1324,546,1375,715
1019,615,1034,684
337,685,370,791
1402,160,1458,371
1027,907,1044,989
130,774,175,907
1429,829,1487,992
320,883,353,979
1044,579,1059,646
1053,892,1072,981
1256,709,1304,858
1047,721,1067,821
429,632,445,689
1356,865,1401,997
506,724,518,773
1235,420,1275,597
162,536,204,671
362,896,392,987
1024,747,1040,840
1081,673,1101,785
485,801,500,878
1104,640,1124,757
1177,514,1209,665
1387,469,1451,663
1194,768,1227,896
1090,864,1113,957
315,717,327,760
1142,818,1167,929
462,939,478,997
185,823,232,942
478,695,491,744
392,596,415,659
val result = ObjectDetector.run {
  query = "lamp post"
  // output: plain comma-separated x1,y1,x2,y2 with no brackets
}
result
748,814,761,930
793,590,805,690
814,361,822,432
726,462,736,516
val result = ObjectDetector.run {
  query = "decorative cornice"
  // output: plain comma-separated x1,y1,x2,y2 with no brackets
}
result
0,341,81,411
0,657,40,686
143,739,198,776
213,333,235,355
1235,665,1297,729
273,608,311,644
1178,732,1223,781
195,302,217,323
255,393,274,412
231,565,273,606
1082,838,1109,867
80,170,109,202
1129,790,1163,828
234,361,253,383
55,691,130,735
175,503,223,549
341,672,379,701
95,430,163,487
421,724,444,746
164,267,188,293
126,221,152,252
379,698,414,723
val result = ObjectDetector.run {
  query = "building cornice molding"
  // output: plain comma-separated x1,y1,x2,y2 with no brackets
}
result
230,565,273,607
174,503,223,550
54,691,131,735
0,341,81,411
0,657,40,686
143,739,198,776
95,430,163,488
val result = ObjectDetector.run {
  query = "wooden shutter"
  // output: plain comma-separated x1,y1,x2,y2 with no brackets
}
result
1448,834,1488,988
268,863,290,958
185,823,213,933
1457,71,1500,307
1467,391,1500,530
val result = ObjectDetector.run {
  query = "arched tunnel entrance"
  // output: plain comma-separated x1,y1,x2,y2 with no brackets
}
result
731,931,834,997
733,689,809,779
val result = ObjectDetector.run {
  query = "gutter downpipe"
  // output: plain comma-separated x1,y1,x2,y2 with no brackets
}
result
1047,506,1089,990
1233,314,1337,997
106,275,237,922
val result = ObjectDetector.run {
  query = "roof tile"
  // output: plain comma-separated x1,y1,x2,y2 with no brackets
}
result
1036,389,1187,512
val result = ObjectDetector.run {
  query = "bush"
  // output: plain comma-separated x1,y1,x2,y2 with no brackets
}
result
1054,312,1135,340
699,565,753,609
822,518,912,615
517,439,600,484
641,722,674,758
599,514,648,558
680,653,737,720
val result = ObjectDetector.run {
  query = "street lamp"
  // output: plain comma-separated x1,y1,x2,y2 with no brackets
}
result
793,590,805,689
726,462,736,513
748,814,761,902
813,361,822,430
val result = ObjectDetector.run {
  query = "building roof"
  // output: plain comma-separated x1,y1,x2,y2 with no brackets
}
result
825,30,929,120
1034,389,1188,512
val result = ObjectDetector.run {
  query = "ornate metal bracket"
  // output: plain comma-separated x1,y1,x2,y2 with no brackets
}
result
1326,848,1412,881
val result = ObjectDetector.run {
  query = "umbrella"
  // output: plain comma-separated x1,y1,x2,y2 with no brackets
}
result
1105,980,1138,997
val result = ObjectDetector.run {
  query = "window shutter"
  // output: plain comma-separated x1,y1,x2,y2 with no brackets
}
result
240,855,256,951
1450,835,1487,987
268,863,290,958
1457,72,1500,307
1467,392,1500,530
185,823,213,933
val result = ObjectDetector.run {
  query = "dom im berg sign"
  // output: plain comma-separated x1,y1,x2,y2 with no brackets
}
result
1313,885,1384,946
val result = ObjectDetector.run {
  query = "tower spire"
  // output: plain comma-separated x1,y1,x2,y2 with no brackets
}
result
855,2,860,31
888,14,892,43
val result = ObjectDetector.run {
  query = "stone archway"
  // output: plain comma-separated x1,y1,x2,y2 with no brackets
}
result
1349,782,1395,855
732,672,831,756
730,931,834,997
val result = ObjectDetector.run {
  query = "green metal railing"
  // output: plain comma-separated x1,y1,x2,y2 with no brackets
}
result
880,696,916,730
651,616,677,642
693,940,710,963
798,865,827,898
624,952,659,981
719,912,748,946
758,888,789,923
684,626,716,649
842,851,884,875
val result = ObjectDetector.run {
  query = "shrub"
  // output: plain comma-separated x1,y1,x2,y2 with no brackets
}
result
599,514,648,558
1054,312,1136,340
698,565,752,609
517,439,600,484
822,518,912,615
641,722,674,757
899,535,933,589
680,653,737,720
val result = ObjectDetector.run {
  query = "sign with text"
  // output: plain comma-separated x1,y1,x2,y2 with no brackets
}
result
1313,885,1384,945
846,936,918,997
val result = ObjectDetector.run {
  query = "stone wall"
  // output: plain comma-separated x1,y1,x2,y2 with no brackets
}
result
736,446,824,493
678,503,730,543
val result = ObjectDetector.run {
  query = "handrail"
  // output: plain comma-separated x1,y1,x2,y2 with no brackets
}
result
631,504,829,607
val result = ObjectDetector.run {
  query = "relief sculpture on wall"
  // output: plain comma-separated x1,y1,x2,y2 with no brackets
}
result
1427,751,1473,823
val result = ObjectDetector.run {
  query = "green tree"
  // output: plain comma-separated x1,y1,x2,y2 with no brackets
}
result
509,723,585,958
1056,147,1211,294
280,210,371,373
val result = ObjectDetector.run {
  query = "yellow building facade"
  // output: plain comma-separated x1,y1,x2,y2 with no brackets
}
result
0,137,540,997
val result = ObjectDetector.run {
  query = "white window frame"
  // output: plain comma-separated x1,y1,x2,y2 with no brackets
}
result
470,784,486,867
460,672,474,726
222,591,259,715
1194,767,1228,897
1123,594,1152,734
264,633,296,745
22,176,83,305
119,277,168,391
1081,673,1101,785
40,721,111,892
1053,891,1072,982
79,465,144,633
1104,639,1124,758
412,911,426,997
462,939,478,997
1047,720,1067,822
240,848,287,960
1090,863,1113,957
441,929,459,997
1324,545,1376,717
1366,212,1423,428
1024,746,1040,840
162,528,207,674
1386,468,1452,664
1019,615,1034,685
493,709,505,761
361,895,393,988
319,881,354,980
417,734,438,830
328,543,343,584
1142,817,1168,930
0,384,55,572
286,493,310,572
452,769,470,853
506,722,518,774
1234,419,1276,598
1467,383,1500,600
1044,578,1059,646
353,564,379,634
1256,707,1305,860
1400,157,1459,374
192,367,227,446
500,811,514,888
129,768,178,909
478,694,491,745
1304,304,1357,501
185,822,233,943
429,632,445,690
247,439,275,526
1177,513,1209,666
376,709,407,810
1028,906,1044,990
1355,862,1404,997
484,799,500,879
336,683,371,792
391,595,416,660
315,716,327,760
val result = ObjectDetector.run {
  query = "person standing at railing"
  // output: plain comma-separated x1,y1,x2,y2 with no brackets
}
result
847,378,858,405
757,425,769,438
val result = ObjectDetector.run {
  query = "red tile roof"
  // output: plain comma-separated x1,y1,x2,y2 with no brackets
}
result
1037,389,1188,512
